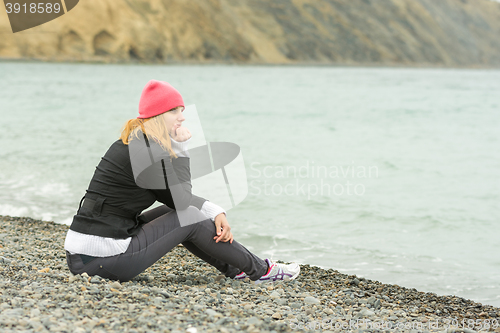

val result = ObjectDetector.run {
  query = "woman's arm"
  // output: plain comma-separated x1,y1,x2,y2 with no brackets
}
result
131,131,207,211
152,156,207,210
200,201,226,221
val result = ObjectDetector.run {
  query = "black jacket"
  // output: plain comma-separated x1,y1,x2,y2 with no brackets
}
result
70,133,206,238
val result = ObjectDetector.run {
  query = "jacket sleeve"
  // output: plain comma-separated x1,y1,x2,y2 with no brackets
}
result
150,156,207,210
130,132,207,211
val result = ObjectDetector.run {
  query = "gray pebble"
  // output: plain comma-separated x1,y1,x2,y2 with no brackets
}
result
246,316,262,325
205,309,220,317
270,291,280,298
304,296,320,304
90,276,102,284
359,308,375,317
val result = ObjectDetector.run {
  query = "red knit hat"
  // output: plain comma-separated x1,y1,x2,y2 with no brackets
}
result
138,80,184,119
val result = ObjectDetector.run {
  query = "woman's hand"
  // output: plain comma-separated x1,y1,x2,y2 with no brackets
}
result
171,127,191,142
213,213,233,244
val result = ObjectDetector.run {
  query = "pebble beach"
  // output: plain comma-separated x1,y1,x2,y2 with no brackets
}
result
1,215,499,333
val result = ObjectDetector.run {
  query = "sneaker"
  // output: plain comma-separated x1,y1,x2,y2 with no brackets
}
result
234,271,248,280
254,258,300,284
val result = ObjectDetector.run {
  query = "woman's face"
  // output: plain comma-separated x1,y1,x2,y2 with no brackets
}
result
163,106,185,136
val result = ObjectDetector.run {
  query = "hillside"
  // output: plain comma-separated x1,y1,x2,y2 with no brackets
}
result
1,0,500,67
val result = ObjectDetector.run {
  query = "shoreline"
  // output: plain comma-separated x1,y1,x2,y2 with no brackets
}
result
1,57,500,70
1,215,499,332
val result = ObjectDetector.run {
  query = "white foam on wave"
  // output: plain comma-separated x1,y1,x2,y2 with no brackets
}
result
1,172,78,224
335,267,361,272
0,204,30,217
40,212,56,222
38,182,71,196
353,262,369,266
58,217,73,226
1,173,36,190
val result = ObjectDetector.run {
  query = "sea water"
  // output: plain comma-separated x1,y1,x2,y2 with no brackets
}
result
0,61,499,306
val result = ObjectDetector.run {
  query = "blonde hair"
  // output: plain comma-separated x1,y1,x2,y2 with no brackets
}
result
120,110,177,158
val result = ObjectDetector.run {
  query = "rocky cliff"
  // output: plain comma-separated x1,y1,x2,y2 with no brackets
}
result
1,0,500,67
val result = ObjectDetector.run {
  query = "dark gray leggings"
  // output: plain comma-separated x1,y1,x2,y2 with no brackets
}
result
66,205,268,282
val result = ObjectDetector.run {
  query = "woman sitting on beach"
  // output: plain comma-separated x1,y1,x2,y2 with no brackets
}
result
64,80,300,284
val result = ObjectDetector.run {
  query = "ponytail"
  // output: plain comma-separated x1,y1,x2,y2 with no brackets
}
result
120,118,146,145
119,116,177,158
